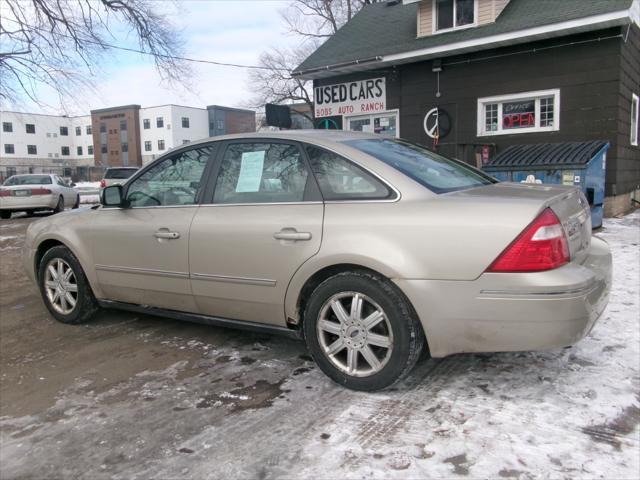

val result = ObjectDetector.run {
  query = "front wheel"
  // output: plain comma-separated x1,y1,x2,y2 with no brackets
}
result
38,246,99,324
303,271,425,391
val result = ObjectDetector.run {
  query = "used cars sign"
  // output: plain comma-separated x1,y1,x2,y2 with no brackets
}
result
314,78,386,118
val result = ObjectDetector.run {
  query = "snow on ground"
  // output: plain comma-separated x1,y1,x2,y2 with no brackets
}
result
0,211,638,479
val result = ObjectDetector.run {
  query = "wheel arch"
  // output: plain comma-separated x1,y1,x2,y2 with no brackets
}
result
32,235,103,299
286,261,431,355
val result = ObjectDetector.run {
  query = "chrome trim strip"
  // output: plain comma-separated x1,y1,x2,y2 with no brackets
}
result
190,272,277,287
479,282,596,298
95,264,189,279
199,201,322,208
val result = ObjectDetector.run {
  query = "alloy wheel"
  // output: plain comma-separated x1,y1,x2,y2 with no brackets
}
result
316,291,393,377
44,258,78,315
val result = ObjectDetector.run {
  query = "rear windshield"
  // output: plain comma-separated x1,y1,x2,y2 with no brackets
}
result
104,168,137,179
3,175,52,186
345,139,496,194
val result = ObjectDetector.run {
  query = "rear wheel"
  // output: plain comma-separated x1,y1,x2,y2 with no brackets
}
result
72,194,80,209
0,211,10,220
38,246,99,324
53,196,64,214
303,271,424,391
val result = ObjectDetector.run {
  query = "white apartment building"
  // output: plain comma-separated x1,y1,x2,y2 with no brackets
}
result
139,105,209,164
0,111,95,178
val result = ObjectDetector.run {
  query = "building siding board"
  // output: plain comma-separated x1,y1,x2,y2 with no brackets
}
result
615,23,640,195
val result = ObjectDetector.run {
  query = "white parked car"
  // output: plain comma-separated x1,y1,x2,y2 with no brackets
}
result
0,174,79,219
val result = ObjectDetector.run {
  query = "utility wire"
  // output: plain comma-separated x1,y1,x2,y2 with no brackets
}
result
0,16,292,72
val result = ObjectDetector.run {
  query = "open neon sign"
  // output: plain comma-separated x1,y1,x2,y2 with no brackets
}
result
502,100,535,130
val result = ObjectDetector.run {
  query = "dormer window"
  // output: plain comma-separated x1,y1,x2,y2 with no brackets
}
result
435,0,475,32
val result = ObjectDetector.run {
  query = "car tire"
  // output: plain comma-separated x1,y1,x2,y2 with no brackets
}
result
53,196,64,214
303,270,425,391
38,245,99,324
0,211,10,220
72,194,80,209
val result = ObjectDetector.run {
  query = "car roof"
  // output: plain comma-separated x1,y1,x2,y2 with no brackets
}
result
182,129,381,149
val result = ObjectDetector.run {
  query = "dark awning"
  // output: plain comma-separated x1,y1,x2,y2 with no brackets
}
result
484,141,609,170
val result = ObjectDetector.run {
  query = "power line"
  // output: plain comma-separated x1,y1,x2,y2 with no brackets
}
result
0,16,292,72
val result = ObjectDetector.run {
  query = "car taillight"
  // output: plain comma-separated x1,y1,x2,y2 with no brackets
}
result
486,208,570,273
100,179,106,188
0,189,10,197
30,188,52,195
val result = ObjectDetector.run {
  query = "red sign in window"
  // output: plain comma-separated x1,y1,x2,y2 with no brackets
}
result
502,100,535,130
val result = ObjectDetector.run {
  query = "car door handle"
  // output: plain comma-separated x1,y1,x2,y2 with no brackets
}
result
154,230,180,240
273,229,312,241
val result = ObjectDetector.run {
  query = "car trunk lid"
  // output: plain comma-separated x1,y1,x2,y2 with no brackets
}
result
447,182,592,263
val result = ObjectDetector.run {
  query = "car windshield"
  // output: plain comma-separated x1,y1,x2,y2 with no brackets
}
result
3,175,52,186
104,168,137,180
345,139,496,194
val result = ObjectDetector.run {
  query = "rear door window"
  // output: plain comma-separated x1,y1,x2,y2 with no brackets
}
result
305,146,393,201
345,139,496,194
213,142,309,204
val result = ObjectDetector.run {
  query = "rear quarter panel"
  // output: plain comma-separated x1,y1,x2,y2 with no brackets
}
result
284,196,541,322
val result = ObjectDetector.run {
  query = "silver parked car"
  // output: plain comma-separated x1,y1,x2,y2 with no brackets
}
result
1,174,79,219
99,167,139,189
22,131,612,390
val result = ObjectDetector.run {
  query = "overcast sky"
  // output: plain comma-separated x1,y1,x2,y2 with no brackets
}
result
12,1,299,115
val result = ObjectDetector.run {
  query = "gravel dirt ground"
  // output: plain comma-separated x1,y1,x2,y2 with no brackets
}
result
1,210,638,479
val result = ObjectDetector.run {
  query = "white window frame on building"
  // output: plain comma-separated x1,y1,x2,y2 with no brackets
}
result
143,119,150,129
433,0,477,34
344,110,400,138
27,145,37,155
477,89,560,137
144,141,152,152
631,93,639,147
158,139,165,150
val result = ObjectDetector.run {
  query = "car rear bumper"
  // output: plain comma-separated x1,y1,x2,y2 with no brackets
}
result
395,236,612,358
0,194,57,211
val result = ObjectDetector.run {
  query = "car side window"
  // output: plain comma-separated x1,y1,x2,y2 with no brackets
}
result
126,146,213,207
305,146,393,200
213,142,309,204
55,177,65,186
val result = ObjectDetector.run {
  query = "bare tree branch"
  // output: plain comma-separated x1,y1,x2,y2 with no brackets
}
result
249,0,380,125
0,0,190,110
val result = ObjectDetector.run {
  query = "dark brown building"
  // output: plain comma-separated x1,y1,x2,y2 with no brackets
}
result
91,105,142,168
294,0,640,216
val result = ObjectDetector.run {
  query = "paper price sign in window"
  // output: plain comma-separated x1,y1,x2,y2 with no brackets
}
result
235,151,265,192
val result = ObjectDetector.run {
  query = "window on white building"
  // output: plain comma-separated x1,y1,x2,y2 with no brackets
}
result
435,0,475,32
144,141,152,152
26,124,35,134
75,126,81,136
27,145,37,155
182,117,190,128
158,139,165,150
4,144,15,154
88,145,94,155
143,119,150,129
77,146,83,155
86,125,92,135
2,122,12,133
157,117,164,128
477,89,560,136
631,93,639,147
60,126,68,136
61,146,70,156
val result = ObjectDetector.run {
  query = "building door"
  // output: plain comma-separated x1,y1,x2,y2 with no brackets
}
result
91,144,214,311
189,140,323,326
345,111,399,137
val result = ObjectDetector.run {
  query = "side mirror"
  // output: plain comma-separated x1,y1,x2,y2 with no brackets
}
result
100,184,126,207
